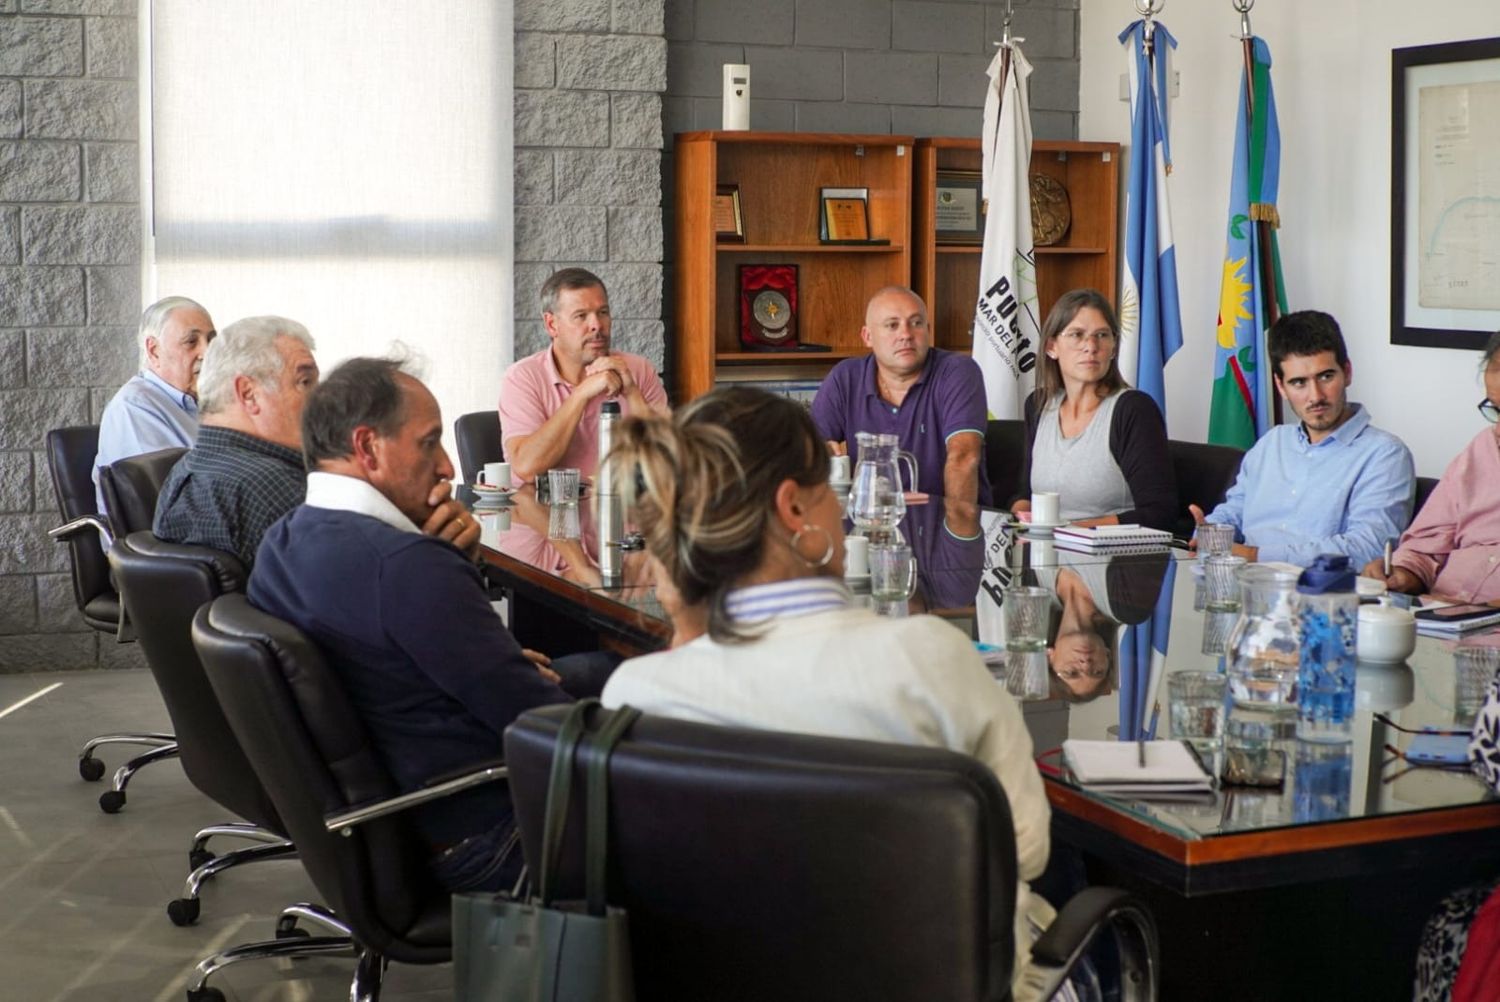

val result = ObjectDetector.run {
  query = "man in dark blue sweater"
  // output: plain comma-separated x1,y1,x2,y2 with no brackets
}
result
249,357,572,892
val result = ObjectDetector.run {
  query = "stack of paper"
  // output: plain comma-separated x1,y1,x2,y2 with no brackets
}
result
1414,604,1500,636
1053,524,1173,553
1062,739,1214,798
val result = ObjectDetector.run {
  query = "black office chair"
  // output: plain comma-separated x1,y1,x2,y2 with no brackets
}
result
192,593,500,1002
108,532,313,928
506,705,1159,1002
986,418,1027,508
454,410,503,486
1168,440,1245,540
43,427,176,806
1412,476,1440,523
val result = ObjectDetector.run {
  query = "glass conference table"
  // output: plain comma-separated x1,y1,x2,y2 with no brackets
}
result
473,487,1500,998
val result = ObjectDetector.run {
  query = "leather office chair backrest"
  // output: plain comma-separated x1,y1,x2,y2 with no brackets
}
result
454,410,503,487
986,419,1026,508
506,705,1019,1002
100,447,188,535
44,425,118,631
193,594,452,965
108,532,282,830
1168,440,1245,540
1412,476,1440,523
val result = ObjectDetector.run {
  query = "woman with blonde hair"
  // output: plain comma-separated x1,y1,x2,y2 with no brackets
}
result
600,385,1086,1002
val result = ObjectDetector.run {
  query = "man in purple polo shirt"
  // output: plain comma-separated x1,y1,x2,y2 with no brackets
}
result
499,268,669,482
812,286,990,505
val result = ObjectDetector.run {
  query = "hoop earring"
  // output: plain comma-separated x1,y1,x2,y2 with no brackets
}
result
789,524,834,569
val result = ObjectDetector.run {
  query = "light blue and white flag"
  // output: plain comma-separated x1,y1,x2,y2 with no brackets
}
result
1117,19,1183,418
1120,559,1177,741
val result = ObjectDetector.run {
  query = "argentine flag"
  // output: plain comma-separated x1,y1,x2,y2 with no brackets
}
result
1117,19,1183,418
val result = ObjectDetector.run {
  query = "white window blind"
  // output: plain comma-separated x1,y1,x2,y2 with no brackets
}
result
147,1,513,442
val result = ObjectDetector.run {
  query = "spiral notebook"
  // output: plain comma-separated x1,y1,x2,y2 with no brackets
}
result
1062,739,1214,797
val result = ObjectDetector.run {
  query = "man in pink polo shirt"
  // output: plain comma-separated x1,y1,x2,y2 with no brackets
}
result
500,267,669,481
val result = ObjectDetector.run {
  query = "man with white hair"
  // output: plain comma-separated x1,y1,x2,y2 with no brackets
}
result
153,316,318,566
93,296,216,511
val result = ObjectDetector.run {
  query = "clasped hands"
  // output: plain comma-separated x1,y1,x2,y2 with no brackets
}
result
581,355,635,400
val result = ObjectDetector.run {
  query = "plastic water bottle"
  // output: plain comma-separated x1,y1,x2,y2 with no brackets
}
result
597,401,623,589
1295,554,1359,742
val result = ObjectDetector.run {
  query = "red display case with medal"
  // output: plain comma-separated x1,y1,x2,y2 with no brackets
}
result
738,264,800,350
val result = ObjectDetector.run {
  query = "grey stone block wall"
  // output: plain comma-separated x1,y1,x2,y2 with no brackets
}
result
0,7,141,670
663,0,1079,142
513,0,667,372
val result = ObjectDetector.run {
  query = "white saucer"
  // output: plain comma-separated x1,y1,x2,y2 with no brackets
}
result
471,483,516,497
1017,518,1069,532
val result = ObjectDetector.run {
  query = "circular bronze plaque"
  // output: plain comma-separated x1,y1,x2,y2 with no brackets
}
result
1029,173,1071,246
751,289,793,341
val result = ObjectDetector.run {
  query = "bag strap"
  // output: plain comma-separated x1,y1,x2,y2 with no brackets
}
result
538,698,598,906
584,704,641,916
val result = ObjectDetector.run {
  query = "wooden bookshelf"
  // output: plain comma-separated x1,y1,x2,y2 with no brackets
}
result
672,131,914,402
913,138,1120,353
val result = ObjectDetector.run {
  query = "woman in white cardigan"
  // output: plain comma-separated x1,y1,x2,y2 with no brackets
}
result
599,385,1084,1002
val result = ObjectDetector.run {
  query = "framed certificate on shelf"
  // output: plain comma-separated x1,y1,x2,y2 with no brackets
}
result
935,170,984,245
820,186,870,242
713,184,744,242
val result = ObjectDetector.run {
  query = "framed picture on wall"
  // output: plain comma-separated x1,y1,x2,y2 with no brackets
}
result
1391,35,1500,350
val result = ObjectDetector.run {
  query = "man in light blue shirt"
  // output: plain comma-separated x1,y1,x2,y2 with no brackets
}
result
93,296,216,512
1191,310,1414,568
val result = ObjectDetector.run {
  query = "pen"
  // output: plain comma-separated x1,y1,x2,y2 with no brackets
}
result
1383,540,1393,579
1147,700,1161,741
1138,737,1147,768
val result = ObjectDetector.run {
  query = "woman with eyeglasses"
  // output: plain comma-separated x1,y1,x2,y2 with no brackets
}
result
1364,331,1500,602
1011,289,1176,530
599,386,1095,1002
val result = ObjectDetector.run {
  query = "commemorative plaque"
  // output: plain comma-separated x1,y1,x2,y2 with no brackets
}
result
738,264,799,350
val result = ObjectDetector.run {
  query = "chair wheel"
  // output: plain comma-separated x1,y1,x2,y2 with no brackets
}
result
79,756,105,782
186,987,226,1002
99,790,126,813
188,848,215,871
167,897,201,926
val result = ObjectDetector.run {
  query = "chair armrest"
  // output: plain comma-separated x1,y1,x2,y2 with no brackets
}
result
49,514,114,551
324,762,508,836
1030,886,1158,1002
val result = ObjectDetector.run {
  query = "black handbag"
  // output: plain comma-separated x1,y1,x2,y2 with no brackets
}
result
454,699,640,1002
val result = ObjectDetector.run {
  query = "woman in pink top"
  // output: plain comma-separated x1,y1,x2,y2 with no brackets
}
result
1366,333,1500,603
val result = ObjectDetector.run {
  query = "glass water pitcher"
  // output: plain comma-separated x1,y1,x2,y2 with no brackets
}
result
1225,564,1301,709
846,432,918,544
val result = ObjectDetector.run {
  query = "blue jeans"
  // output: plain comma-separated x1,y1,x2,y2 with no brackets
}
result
430,820,525,893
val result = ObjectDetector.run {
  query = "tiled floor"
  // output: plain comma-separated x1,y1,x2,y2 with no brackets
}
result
0,669,450,1002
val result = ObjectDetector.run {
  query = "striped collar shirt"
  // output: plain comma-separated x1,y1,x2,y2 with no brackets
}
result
724,576,851,624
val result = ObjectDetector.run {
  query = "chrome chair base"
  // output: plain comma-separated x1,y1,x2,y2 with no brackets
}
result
78,733,180,813
168,836,298,926
185,934,356,1002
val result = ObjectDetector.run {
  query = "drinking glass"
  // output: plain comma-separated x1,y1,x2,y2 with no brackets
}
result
1169,670,1228,757
548,502,580,540
1203,554,1246,613
1455,646,1500,725
1195,522,1235,558
1003,586,1051,654
547,467,581,505
869,544,917,602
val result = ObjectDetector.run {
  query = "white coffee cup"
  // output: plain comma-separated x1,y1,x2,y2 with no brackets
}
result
843,535,870,579
829,454,851,483
479,461,512,489
1031,491,1060,526
1357,602,1416,664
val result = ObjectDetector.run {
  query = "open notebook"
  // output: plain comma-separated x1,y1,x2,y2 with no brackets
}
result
1062,739,1215,798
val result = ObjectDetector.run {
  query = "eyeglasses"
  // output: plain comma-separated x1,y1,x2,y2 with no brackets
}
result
1056,331,1117,347
1478,398,1500,424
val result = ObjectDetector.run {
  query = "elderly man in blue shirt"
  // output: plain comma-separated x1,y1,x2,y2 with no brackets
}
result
92,296,216,512
1192,310,1415,568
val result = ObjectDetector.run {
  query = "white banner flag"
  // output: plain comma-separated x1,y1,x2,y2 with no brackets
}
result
974,42,1042,420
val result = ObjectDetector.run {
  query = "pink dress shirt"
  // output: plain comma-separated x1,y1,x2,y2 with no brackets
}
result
1393,425,1500,602
498,347,668,480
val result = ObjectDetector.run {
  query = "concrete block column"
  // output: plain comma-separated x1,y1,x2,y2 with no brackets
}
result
513,0,668,371
0,5,142,671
